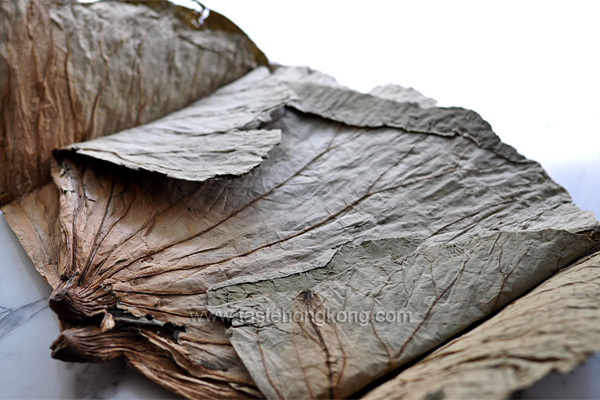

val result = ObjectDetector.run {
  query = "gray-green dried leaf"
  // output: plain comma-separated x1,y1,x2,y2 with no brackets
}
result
59,68,294,181
208,230,594,399
208,237,422,306
362,248,600,400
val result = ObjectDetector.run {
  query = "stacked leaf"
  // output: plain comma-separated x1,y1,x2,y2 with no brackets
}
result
0,0,265,204
2,2,600,399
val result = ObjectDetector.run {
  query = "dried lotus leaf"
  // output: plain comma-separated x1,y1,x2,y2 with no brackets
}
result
1,4,599,396
361,248,600,400
5,70,597,398
0,0,266,205
208,230,595,399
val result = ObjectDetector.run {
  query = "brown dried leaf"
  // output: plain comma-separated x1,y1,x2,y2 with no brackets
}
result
0,0,265,204
58,68,293,181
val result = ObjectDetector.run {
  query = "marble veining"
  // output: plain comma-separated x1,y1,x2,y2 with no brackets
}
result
0,212,181,399
0,299,48,340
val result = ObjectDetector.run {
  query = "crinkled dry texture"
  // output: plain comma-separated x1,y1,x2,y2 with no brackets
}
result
0,0,265,204
65,128,281,182
2,68,599,399
1,183,63,288
60,68,293,180
287,82,526,164
362,249,600,400
208,237,422,306
51,324,261,399
5,163,265,398
48,101,598,323
207,230,594,400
